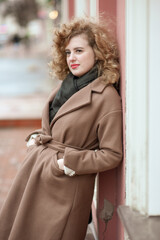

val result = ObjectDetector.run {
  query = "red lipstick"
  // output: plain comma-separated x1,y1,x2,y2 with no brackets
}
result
71,64,79,69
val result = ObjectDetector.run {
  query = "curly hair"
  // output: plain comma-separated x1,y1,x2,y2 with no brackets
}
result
51,17,120,85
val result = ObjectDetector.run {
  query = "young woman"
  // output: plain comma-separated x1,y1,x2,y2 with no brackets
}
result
0,17,122,240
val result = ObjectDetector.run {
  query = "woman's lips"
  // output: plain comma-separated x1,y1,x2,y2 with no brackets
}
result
71,64,79,69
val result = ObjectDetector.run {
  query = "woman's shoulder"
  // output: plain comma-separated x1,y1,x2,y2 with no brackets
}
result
104,84,120,97
103,85,122,109
92,83,122,120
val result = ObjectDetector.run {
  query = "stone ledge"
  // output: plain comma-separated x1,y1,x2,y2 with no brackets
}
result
117,206,160,240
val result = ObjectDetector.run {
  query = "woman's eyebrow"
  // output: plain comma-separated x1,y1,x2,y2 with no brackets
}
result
65,47,84,51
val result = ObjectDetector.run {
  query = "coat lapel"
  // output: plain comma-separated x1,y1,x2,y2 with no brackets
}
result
50,77,106,128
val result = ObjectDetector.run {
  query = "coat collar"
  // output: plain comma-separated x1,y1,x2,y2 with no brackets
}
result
48,77,106,128
90,76,106,93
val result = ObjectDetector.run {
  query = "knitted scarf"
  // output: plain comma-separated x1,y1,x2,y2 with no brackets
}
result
49,66,98,123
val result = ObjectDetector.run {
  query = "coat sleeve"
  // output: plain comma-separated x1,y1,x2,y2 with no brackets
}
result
25,129,44,142
64,110,123,175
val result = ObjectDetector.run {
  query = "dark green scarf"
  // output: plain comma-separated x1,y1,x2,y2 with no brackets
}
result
49,66,98,123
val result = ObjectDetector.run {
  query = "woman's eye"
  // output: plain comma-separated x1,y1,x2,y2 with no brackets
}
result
65,51,70,56
76,49,82,53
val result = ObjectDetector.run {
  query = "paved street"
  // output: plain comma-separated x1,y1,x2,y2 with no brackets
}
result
0,57,53,97
0,127,35,209
0,45,60,119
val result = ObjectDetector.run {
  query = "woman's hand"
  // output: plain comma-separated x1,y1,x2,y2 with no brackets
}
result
26,134,38,147
27,138,36,147
57,158,64,170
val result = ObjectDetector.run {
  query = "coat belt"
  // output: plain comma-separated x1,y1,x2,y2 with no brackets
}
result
34,134,84,153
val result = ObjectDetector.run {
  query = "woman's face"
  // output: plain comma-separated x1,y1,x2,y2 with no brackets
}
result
65,34,95,77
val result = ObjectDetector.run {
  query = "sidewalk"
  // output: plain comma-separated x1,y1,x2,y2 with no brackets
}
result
0,127,35,209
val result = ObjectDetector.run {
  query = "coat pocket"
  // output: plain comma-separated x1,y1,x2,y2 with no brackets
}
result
39,148,64,182
52,151,64,176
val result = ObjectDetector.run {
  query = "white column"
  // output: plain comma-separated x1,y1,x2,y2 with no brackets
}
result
125,0,149,214
126,0,160,216
75,0,87,17
61,0,69,23
90,0,99,17
148,0,160,215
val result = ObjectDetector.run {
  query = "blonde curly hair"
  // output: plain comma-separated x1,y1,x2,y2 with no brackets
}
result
51,17,120,85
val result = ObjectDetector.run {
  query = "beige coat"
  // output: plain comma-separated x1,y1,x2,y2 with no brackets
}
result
0,77,122,240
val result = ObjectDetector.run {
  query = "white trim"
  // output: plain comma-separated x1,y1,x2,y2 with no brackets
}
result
148,0,160,215
61,0,69,23
126,0,160,216
125,0,149,214
90,0,99,17
93,175,98,207
75,0,87,17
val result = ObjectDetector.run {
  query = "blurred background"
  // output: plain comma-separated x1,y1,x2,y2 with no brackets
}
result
0,1,96,239
0,0,61,120
2,1,159,240
0,0,62,218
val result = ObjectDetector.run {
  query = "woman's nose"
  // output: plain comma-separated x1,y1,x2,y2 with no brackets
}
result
69,52,76,61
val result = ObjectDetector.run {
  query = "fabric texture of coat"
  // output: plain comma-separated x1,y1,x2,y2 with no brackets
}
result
0,77,122,240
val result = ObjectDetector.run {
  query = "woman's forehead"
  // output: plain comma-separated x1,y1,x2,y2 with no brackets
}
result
65,34,89,49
